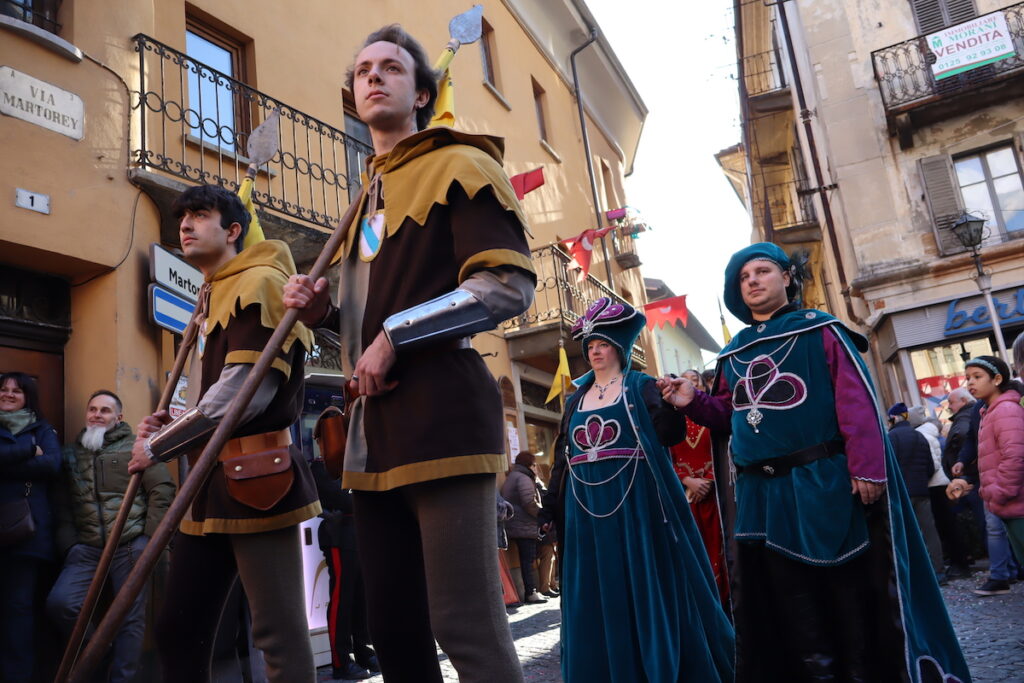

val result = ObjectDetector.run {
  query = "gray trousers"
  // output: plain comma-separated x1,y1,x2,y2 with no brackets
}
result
354,474,523,683
156,525,314,683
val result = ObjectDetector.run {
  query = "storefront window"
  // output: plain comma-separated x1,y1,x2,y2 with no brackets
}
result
910,338,992,419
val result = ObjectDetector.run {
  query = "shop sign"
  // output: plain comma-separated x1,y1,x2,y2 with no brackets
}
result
928,13,1016,80
0,66,83,140
943,287,1024,337
150,243,202,302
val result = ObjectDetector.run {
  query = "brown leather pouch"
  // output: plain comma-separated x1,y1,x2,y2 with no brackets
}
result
222,446,294,511
313,406,348,480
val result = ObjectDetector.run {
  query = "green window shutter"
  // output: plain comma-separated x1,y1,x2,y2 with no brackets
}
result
919,154,968,255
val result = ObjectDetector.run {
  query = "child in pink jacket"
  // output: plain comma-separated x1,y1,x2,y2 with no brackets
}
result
965,355,1024,564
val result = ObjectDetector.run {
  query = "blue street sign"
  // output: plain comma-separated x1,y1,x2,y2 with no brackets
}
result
149,284,195,335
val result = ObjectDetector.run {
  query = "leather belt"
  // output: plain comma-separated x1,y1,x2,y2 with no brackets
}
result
219,428,292,461
736,440,844,478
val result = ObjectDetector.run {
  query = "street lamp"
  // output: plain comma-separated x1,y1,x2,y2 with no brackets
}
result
951,212,1010,363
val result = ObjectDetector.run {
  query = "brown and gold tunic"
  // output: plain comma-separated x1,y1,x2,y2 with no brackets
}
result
335,128,534,491
180,240,322,535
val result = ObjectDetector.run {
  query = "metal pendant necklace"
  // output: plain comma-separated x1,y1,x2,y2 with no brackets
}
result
594,375,621,400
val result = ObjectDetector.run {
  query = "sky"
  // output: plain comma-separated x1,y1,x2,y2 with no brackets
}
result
584,0,752,350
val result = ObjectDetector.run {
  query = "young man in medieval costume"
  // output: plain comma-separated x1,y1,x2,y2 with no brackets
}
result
660,242,971,683
284,25,534,682
129,184,321,682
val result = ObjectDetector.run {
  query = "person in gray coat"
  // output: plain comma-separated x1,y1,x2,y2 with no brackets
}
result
500,452,546,604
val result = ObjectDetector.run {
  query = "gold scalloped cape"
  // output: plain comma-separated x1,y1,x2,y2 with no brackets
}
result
205,239,314,378
334,127,530,267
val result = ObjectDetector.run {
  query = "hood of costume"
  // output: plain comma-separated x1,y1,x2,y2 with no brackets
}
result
723,242,799,325
336,126,529,267
205,239,314,358
570,297,646,379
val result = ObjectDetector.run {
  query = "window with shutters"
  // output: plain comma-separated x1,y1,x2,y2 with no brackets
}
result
920,144,1024,255
920,154,967,255
909,0,977,34
953,144,1024,238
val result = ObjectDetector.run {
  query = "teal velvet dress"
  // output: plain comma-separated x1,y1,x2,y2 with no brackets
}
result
560,372,734,682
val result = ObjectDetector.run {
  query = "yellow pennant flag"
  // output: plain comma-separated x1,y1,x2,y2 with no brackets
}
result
430,68,455,128
238,176,266,249
546,345,572,405
718,298,732,345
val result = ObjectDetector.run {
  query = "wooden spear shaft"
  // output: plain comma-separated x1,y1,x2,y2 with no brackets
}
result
53,308,201,683
66,193,363,683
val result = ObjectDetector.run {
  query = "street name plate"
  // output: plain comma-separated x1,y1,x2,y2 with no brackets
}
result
150,243,202,302
0,66,84,140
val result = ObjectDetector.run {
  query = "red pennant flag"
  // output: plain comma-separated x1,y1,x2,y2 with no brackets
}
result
643,295,689,330
510,167,545,200
562,226,614,281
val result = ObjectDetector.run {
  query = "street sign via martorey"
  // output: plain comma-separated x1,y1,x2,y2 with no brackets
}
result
150,243,202,302
149,284,195,335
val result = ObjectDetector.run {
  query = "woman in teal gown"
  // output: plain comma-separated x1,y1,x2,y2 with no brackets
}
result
541,297,734,682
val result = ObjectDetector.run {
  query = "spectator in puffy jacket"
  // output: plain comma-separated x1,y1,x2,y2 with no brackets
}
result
46,390,175,683
0,371,62,683
888,403,945,577
500,451,546,604
965,355,1024,572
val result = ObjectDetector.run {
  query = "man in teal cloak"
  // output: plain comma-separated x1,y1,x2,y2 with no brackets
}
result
660,243,970,683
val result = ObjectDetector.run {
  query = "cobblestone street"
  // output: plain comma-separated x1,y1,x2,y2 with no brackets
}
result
319,572,1024,682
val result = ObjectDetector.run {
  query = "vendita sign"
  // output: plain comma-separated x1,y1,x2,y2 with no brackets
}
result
927,13,1016,80
944,287,1024,337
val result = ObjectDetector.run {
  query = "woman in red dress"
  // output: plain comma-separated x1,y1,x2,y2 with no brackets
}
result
670,369,730,605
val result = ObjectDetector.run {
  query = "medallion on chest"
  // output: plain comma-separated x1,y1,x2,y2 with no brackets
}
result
729,336,808,433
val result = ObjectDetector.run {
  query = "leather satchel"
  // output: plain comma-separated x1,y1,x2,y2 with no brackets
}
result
313,405,348,480
222,446,294,511
0,483,35,547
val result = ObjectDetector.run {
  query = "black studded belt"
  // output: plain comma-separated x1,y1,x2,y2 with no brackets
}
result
736,440,845,478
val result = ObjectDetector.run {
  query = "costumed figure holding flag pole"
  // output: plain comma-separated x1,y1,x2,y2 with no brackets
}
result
284,15,536,683
660,242,971,682
125,180,321,682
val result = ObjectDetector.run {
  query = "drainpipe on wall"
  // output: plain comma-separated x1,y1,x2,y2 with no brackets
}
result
570,28,616,293
773,0,866,326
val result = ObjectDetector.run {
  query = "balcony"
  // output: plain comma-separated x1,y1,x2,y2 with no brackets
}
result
129,34,372,265
872,3,1024,148
753,180,820,242
503,245,645,368
742,48,791,113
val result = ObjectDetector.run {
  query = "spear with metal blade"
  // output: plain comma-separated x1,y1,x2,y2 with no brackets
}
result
434,4,483,72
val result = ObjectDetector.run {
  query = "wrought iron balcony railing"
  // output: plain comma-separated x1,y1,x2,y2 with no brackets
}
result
131,34,372,230
872,3,1024,110
504,245,646,366
754,180,818,232
743,49,788,98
